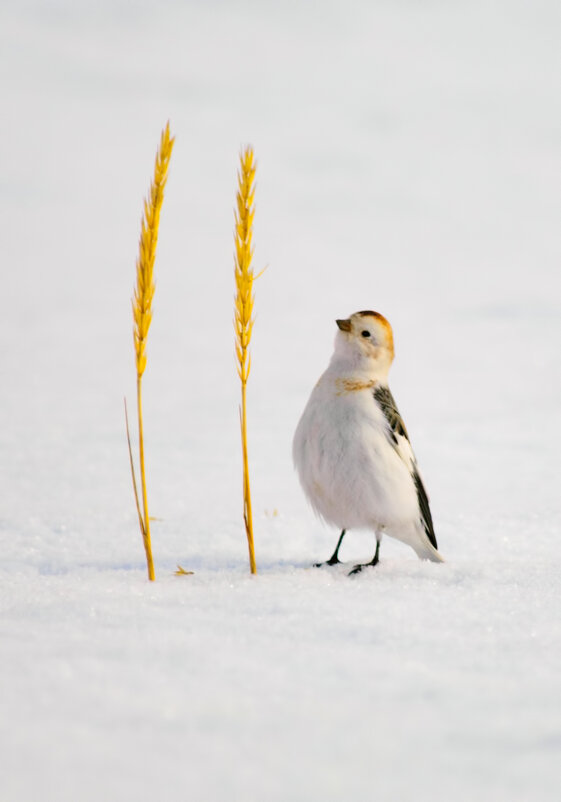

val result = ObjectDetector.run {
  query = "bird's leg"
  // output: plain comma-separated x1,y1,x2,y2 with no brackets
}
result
314,529,346,567
348,538,381,576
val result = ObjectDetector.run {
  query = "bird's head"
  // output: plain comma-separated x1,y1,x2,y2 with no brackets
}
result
333,310,395,377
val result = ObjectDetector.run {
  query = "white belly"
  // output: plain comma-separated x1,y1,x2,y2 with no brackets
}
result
293,381,419,533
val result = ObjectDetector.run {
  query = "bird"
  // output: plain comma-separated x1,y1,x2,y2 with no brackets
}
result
292,310,443,574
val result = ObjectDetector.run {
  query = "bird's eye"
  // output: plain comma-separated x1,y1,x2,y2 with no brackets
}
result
361,330,371,338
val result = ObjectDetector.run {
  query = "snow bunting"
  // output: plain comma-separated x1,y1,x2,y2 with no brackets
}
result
293,310,443,573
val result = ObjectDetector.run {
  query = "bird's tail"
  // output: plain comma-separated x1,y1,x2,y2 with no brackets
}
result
414,540,445,563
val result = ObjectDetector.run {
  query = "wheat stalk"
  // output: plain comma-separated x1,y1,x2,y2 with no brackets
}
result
234,146,257,574
129,121,174,581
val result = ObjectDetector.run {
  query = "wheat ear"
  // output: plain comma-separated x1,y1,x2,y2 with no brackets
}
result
234,146,258,574
130,121,174,581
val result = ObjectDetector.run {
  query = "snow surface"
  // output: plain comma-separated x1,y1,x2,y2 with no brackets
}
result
1,1,560,800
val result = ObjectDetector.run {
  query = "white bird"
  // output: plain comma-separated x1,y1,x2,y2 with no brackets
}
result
293,310,443,573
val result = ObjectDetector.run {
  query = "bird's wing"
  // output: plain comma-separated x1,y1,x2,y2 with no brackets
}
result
411,468,438,549
372,385,409,444
373,385,438,550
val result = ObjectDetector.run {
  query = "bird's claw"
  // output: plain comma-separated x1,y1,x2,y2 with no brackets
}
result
313,557,341,568
348,560,379,576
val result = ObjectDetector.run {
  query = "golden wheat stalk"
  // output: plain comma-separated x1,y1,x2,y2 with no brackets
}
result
234,146,257,574
129,122,174,581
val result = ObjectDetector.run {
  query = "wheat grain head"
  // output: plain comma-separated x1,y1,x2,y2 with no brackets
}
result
234,146,256,385
133,122,175,377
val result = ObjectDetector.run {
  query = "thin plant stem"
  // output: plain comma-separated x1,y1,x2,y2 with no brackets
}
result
124,396,145,540
240,382,256,573
137,374,154,581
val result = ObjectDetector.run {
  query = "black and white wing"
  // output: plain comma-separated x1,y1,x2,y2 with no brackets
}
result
373,385,438,550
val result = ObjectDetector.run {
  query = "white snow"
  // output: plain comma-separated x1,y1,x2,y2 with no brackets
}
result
1,1,560,800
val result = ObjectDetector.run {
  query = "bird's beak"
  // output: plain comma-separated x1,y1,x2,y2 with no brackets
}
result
336,318,352,332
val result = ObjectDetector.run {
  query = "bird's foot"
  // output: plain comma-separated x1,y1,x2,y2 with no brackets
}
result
348,559,379,576
348,541,381,576
313,555,341,568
